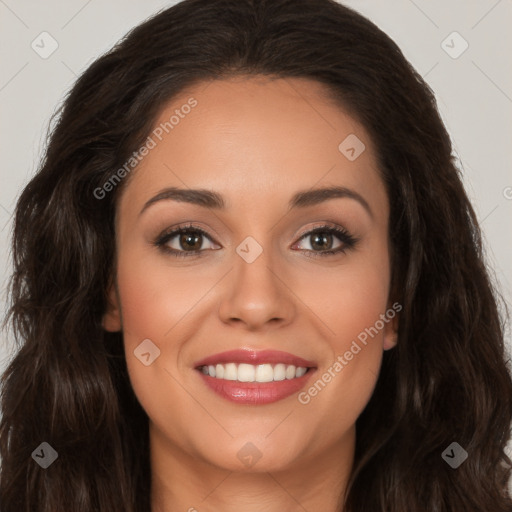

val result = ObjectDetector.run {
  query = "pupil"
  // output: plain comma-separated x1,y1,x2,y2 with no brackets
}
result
312,232,331,251
181,232,201,250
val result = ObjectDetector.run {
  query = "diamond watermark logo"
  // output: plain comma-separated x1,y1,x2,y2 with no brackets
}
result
32,442,58,469
236,236,263,263
441,442,468,469
441,32,469,59
134,338,161,366
31,32,59,59
338,134,366,161
237,442,263,468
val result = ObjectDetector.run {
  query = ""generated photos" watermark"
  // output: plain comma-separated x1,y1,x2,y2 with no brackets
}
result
93,97,198,200
298,302,402,405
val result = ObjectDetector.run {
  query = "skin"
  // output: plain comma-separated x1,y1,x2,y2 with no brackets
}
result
103,76,398,512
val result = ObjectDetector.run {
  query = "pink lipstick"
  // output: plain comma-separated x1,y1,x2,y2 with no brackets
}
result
195,349,316,404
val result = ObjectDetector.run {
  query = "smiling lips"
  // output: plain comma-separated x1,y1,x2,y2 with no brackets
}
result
195,349,316,404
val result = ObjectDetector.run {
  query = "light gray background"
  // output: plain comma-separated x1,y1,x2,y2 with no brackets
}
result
1,0,511,401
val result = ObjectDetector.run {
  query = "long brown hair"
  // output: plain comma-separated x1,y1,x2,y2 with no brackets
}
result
2,1,511,510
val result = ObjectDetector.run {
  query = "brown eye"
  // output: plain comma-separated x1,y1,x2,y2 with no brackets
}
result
293,225,358,256
155,225,220,258
309,231,336,251
178,231,203,251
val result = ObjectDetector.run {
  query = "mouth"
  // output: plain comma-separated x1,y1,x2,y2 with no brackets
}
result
194,349,317,404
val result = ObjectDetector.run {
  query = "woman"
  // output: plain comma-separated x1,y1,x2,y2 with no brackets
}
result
1,0,511,510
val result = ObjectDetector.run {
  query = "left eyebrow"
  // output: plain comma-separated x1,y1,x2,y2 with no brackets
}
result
139,185,373,219
139,187,225,216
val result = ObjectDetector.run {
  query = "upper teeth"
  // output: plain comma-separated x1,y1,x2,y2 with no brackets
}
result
201,363,308,382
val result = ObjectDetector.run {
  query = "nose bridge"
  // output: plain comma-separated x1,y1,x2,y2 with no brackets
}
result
235,233,277,287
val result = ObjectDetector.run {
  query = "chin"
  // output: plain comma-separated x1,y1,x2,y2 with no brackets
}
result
194,436,302,473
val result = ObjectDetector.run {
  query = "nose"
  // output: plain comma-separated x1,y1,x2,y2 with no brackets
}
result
217,244,296,331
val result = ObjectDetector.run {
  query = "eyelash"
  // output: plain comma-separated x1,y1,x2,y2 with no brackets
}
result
153,222,359,259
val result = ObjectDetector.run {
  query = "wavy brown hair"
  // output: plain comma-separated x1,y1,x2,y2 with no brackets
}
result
2,0,511,510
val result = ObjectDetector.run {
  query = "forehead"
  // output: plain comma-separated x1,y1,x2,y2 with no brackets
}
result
118,76,387,221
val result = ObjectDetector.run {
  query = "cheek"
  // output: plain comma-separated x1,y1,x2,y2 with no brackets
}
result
115,253,206,344
297,249,390,347
294,252,391,424
113,254,193,402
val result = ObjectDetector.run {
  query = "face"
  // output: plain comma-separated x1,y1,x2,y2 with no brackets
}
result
103,76,398,474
